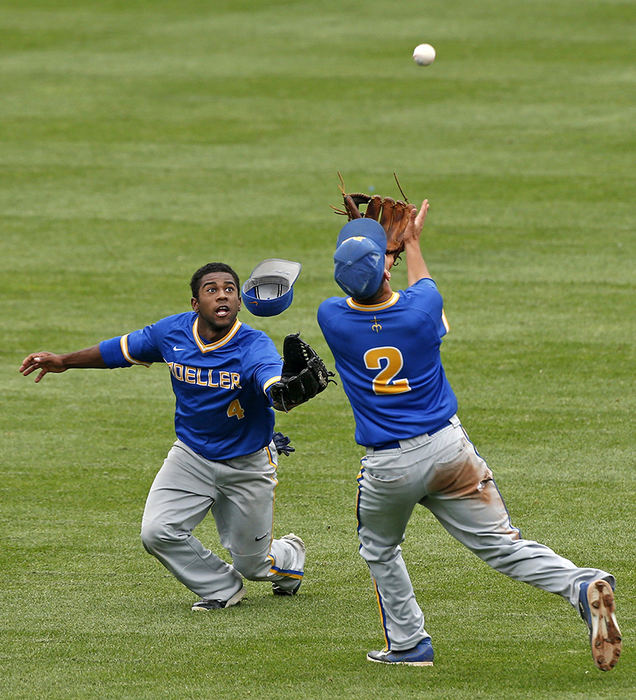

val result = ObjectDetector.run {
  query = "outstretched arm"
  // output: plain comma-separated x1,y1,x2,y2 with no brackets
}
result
19,345,106,383
402,199,431,286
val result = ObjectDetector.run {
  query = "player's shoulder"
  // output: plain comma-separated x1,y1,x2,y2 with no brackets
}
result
400,279,445,325
235,321,277,349
234,322,280,368
318,296,348,322
236,320,267,339
318,295,345,310
401,278,441,304
152,310,197,331
402,277,438,294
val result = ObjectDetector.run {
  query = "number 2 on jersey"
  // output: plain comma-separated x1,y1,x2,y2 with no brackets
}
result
364,346,411,395
226,398,245,420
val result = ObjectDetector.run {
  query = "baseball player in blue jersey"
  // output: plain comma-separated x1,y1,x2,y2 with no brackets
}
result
20,263,313,610
317,205,621,670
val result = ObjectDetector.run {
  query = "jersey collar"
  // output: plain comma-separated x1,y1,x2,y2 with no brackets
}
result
346,292,400,311
192,317,242,353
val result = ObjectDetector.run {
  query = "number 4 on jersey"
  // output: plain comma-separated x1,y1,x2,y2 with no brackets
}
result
226,398,245,420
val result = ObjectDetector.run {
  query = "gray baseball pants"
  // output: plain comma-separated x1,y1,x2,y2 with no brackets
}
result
357,416,614,650
141,439,304,601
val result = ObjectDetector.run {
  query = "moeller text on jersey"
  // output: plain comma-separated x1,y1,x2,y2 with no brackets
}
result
166,362,241,389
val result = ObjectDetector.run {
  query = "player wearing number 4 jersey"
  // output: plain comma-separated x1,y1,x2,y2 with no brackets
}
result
19,263,313,610
317,202,621,671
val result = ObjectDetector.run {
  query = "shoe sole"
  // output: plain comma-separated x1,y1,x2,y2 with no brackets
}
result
587,579,622,671
366,653,433,667
191,585,246,612
367,656,433,666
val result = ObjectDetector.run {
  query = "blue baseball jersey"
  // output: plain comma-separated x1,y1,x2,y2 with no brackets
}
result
99,312,282,460
317,278,457,447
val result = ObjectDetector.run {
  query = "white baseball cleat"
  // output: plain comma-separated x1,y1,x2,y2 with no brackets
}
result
578,579,622,671
367,637,434,666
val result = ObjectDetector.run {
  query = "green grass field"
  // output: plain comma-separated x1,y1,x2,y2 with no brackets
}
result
2,1,634,697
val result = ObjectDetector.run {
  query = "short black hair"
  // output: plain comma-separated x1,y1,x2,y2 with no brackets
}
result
190,263,240,299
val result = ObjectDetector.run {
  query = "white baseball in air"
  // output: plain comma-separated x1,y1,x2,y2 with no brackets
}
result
413,43,436,66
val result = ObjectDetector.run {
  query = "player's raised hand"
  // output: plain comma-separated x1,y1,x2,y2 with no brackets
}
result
402,199,429,246
403,200,433,285
19,352,66,383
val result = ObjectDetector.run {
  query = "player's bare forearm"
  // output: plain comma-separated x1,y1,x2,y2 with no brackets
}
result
405,239,432,286
19,345,106,383
403,199,432,286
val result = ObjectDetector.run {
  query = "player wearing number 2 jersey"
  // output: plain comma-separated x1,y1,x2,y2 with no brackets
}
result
20,263,306,610
318,204,621,671
317,278,456,448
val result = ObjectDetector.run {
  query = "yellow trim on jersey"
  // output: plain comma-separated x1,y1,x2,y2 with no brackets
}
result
346,291,451,332
120,335,151,367
263,375,281,394
192,318,242,353
346,292,400,311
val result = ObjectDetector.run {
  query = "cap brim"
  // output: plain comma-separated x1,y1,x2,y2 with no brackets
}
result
245,258,302,290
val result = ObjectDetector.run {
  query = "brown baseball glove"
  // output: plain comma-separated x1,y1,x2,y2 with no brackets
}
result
332,172,417,263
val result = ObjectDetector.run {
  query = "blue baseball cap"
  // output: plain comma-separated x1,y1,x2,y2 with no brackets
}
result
333,219,386,299
241,258,302,317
